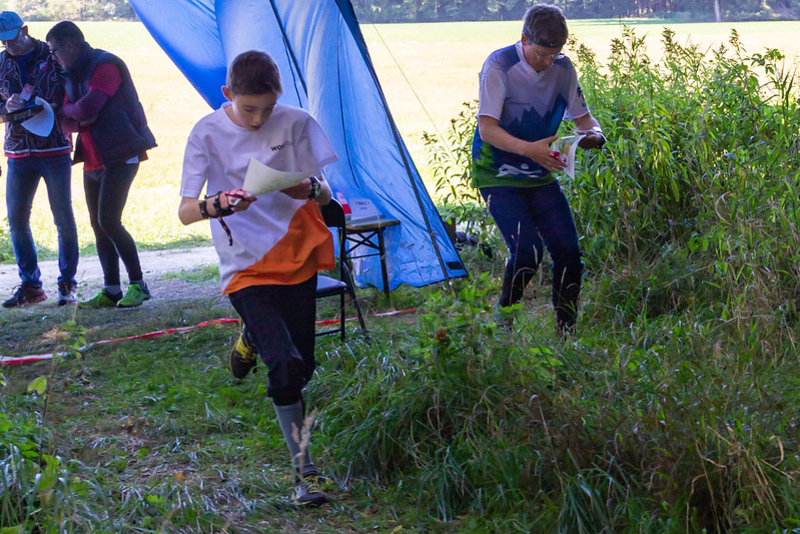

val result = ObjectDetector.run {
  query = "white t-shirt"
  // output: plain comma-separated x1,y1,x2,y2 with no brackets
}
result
472,41,589,187
182,103,338,293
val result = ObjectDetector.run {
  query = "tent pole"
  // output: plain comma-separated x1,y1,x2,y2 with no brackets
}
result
268,0,308,102
336,0,456,288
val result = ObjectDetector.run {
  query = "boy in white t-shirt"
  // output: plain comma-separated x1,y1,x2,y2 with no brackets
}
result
178,50,337,507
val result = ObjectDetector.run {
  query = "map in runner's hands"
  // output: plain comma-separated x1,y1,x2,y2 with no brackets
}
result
0,101,44,125
243,158,319,196
20,97,55,137
550,132,587,180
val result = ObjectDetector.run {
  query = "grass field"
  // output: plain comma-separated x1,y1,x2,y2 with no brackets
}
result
3,19,800,262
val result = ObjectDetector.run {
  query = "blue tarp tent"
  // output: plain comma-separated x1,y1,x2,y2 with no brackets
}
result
129,0,467,291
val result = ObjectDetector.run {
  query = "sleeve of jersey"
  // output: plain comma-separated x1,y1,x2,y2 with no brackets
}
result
296,114,338,169
180,126,209,199
564,65,590,120
477,62,506,120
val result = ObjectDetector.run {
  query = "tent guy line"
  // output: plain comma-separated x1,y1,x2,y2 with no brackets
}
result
349,0,450,153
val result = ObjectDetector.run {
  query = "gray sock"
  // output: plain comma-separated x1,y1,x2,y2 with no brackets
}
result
104,285,122,297
274,400,315,476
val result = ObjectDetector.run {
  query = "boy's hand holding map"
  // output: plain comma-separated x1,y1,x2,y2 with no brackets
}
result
243,158,319,197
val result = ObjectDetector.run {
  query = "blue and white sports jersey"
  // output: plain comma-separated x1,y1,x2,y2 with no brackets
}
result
472,41,589,188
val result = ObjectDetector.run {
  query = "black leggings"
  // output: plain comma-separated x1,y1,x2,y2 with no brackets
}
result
228,275,318,406
84,162,143,287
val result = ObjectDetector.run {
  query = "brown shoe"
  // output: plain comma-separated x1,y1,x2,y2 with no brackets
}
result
2,285,47,308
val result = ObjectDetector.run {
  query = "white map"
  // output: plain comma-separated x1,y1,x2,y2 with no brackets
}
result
551,132,587,180
21,97,54,137
243,158,317,196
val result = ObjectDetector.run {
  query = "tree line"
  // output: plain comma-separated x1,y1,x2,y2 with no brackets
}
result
352,0,797,22
1,0,796,24
0,0,134,21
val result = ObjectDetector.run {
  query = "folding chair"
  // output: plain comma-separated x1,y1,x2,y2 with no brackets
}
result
316,199,368,339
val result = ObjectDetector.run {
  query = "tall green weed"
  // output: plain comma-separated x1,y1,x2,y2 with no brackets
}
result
423,102,501,250
318,275,562,519
408,26,800,529
570,27,800,324
0,410,91,533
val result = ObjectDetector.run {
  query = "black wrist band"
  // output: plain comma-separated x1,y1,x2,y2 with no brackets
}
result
212,192,234,217
205,192,235,246
198,198,210,219
590,126,606,149
308,176,321,200
596,133,606,149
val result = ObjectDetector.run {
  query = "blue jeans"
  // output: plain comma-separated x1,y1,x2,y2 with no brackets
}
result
6,154,78,287
481,182,583,327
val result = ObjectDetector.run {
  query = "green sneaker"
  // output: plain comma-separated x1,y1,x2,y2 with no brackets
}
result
79,289,122,309
117,283,151,308
228,324,258,379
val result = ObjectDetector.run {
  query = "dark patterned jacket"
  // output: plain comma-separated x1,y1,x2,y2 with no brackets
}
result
0,38,71,157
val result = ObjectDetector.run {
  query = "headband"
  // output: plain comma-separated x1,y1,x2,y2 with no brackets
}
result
526,33,566,49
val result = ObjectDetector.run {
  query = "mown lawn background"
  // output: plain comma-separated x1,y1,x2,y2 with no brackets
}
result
2,19,800,260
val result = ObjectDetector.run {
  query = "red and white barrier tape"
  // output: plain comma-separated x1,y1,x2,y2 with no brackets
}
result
0,308,417,367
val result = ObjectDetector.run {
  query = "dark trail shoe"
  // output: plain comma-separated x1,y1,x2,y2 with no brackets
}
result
292,474,329,507
3,285,46,308
228,324,258,379
57,281,77,306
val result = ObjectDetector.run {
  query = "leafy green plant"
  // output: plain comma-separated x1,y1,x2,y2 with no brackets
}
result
423,100,500,250
0,410,89,532
0,316,94,532
318,274,572,519
561,27,800,332
402,26,800,529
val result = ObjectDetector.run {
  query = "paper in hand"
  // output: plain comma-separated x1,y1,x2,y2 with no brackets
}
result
243,158,318,196
550,133,587,180
20,84,34,101
20,97,54,137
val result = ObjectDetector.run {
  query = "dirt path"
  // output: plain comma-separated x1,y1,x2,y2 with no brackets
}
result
0,246,237,358
0,246,221,304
